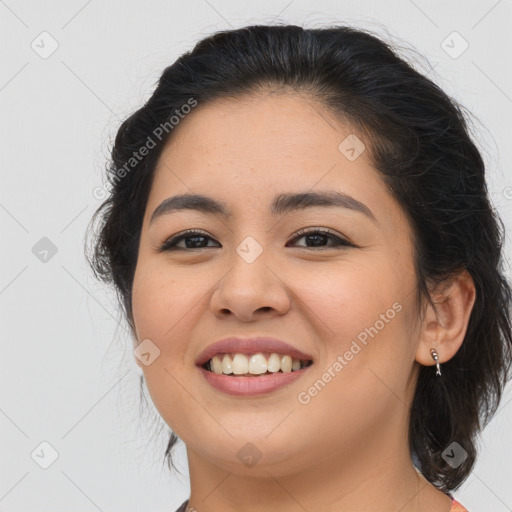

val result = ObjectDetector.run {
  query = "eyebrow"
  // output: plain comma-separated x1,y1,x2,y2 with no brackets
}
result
149,191,378,225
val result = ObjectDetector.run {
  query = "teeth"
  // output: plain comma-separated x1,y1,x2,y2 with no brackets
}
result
248,353,267,374
211,355,224,374
221,354,233,374
267,353,281,372
207,353,311,376
281,354,292,372
232,354,249,375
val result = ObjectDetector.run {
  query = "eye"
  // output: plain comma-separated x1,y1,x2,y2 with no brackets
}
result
286,227,355,250
157,227,355,252
158,229,220,252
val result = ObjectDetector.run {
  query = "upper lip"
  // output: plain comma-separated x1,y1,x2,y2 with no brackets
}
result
195,337,314,367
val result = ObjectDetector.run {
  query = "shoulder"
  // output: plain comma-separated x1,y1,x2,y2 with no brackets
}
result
451,498,470,511
174,499,190,512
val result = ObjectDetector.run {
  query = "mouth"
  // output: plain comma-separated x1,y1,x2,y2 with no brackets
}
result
195,337,315,395
201,352,314,377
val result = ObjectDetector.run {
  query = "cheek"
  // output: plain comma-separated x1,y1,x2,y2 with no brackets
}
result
294,257,416,398
131,260,205,345
130,263,194,400
294,260,402,343
131,263,202,433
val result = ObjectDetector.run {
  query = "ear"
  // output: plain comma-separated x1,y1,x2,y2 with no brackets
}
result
415,269,476,368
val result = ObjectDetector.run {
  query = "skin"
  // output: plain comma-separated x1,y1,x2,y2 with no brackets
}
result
131,91,476,512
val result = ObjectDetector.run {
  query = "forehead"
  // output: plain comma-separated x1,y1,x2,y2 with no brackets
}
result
152,93,377,189
146,92,406,233
164,92,355,160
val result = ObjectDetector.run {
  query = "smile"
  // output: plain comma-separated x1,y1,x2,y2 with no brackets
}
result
204,352,313,376
199,352,314,396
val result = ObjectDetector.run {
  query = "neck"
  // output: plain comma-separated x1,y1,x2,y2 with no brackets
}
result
184,427,452,512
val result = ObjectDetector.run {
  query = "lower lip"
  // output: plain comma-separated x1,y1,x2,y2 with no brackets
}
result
198,366,312,396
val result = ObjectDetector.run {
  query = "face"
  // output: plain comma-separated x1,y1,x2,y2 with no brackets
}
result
131,92,422,476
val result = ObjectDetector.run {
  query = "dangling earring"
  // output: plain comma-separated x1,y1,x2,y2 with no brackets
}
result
430,348,442,377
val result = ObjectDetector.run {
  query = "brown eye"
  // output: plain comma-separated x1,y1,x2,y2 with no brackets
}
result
158,227,355,252
159,230,220,252
287,228,354,249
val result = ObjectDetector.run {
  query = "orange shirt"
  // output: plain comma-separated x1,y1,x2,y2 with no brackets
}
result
175,497,470,511
451,498,470,511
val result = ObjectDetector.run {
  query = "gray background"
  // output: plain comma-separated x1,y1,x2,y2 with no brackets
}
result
1,0,511,511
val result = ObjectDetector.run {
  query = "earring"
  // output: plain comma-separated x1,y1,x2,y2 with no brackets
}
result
430,348,442,377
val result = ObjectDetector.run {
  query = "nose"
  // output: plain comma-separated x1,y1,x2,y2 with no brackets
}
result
210,246,291,322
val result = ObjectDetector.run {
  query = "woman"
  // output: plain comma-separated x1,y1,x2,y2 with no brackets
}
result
86,24,512,512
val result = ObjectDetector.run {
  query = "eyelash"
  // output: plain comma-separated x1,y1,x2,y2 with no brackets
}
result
158,227,355,252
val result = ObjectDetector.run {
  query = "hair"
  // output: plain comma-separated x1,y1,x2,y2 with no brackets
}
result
85,23,512,493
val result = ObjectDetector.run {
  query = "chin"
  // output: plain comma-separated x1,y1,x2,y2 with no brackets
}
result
189,428,312,476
